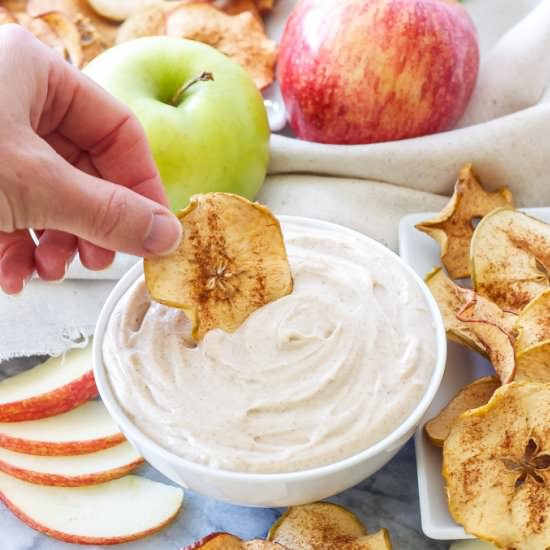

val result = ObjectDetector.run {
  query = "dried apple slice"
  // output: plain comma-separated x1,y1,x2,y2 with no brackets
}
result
416,165,513,279
514,288,550,353
0,6,18,23
471,208,550,313
450,542,497,550
164,3,277,89
26,0,79,18
457,294,517,336
38,11,83,67
515,340,550,383
425,267,486,355
268,502,369,548
115,5,166,43
424,376,500,447
455,313,516,384
184,532,286,549
144,193,293,341
87,0,164,22
443,382,550,550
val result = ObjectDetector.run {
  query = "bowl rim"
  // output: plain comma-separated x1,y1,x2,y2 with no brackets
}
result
93,215,447,482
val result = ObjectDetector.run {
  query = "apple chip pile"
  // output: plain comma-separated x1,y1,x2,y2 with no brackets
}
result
116,0,278,89
183,502,393,549
0,0,277,88
144,192,293,341
417,165,550,548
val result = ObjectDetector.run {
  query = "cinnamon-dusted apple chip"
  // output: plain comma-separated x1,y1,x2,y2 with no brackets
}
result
144,193,293,341
416,165,513,279
470,208,550,313
443,382,550,550
456,306,516,384
425,267,486,355
514,288,550,353
183,532,286,549
515,340,550,383
37,12,83,67
164,3,277,89
425,376,500,447
267,502,393,549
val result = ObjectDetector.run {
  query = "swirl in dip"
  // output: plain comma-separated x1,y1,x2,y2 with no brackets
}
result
103,221,437,473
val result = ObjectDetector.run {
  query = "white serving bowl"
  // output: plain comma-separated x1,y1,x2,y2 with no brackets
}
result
93,216,446,507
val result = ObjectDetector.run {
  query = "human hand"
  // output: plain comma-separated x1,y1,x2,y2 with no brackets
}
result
0,25,182,294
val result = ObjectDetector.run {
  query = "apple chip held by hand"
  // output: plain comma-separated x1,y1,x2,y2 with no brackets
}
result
164,3,277,89
443,382,550,550
471,208,550,313
267,502,393,549
425,376,500,447
144,193,293,342
416,165,513,279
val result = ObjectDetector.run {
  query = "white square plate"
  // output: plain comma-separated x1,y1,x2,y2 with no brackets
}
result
398,207,550,540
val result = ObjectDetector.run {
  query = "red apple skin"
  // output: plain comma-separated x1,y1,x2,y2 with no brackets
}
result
0,490,180,546
278,0,479,145
0,371,97,422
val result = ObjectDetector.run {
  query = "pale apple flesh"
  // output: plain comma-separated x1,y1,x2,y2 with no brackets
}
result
0,441,143,486
0,400,124,455
84,37,270,211
278,0,479,144
0,472,183,545
0,345,97,422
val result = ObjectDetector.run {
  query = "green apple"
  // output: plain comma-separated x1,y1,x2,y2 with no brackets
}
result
84,37,270,210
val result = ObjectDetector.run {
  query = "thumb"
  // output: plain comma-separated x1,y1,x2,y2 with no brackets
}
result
9,142,182,257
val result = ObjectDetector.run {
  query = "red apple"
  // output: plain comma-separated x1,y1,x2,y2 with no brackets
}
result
278,0,479,145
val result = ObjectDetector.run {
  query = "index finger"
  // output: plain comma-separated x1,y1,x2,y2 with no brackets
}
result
39,45,168,207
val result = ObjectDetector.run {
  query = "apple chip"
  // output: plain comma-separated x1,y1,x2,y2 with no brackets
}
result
425,267,486,355
514,288,550,353
37,12,83,67
164,3,277,89
87,0,164,22
254,0,274,13
115,6,166,43
515,340,550,383
425,376,500,447
456,310,516,384
471,208,550,313
144,193,293,341
443,382,550,550
416,165,513,279
26,0,79,18
268,502,393,549
0,7,17,24
217,0,262,22
183,533,286,549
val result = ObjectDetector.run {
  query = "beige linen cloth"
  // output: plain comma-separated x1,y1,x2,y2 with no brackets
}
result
1,0,549,359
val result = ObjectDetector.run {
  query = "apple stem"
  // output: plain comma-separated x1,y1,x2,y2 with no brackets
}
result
171,72,214,106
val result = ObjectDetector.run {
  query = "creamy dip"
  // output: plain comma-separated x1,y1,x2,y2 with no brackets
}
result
103,221,437,473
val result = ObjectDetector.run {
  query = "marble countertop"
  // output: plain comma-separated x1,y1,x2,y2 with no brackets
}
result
0,439,450,550
0,356,451,550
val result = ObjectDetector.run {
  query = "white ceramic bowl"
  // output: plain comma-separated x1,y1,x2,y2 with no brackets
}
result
93,216,447,507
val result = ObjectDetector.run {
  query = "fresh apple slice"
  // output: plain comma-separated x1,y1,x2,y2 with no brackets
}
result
514,288,550,353
0,441,142,486
0,400,124,456
0,345,97,422
0,472,183,544
424,376,500,447
184,532,286,549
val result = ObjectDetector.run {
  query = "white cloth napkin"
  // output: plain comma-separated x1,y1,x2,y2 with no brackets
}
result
2,0,548,360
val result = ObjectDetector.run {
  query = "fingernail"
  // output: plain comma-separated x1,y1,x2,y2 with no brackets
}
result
144,213,182,255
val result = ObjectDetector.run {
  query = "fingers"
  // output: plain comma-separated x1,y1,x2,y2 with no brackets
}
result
38,52,169,207
0,230,35,294
20,139,182,257
34,230,77,281
78,239,114,271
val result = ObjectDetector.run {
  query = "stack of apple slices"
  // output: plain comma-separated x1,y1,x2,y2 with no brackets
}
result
0,345,183,544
